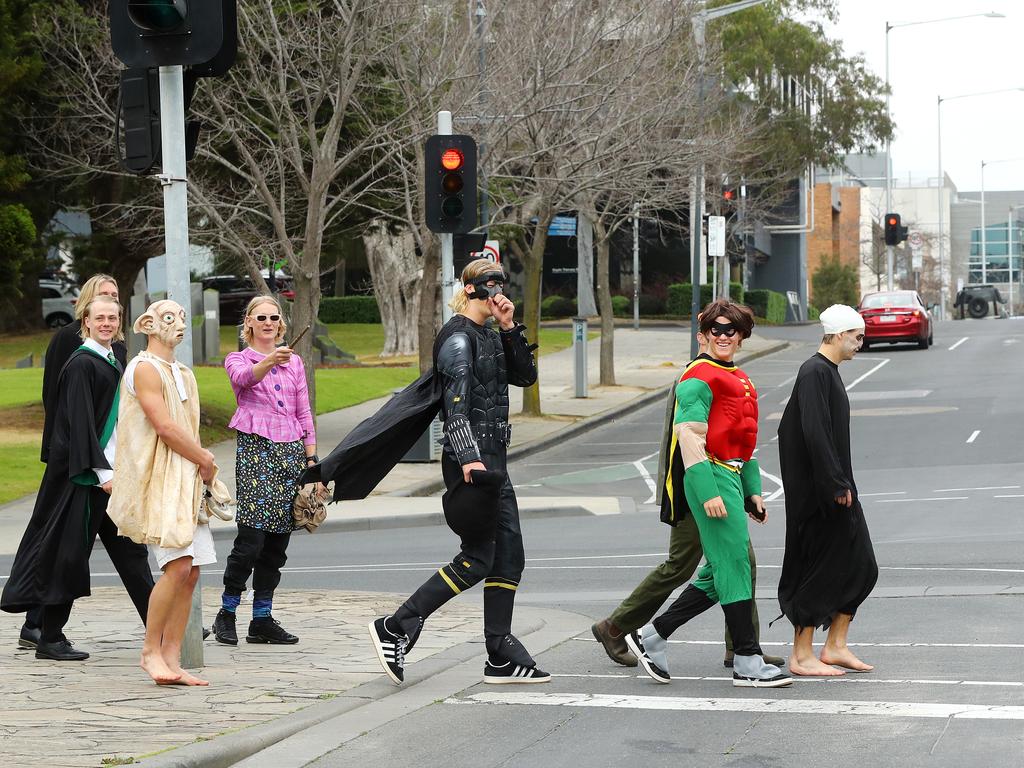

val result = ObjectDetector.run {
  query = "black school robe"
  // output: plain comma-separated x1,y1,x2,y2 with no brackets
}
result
2,348,120,612
776,353,878,630
41,321,126,462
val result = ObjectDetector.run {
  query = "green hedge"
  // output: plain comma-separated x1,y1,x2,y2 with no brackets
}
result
611,295,630,316
745,289,788,324
808,304,820,321
318,296,381,324
666,283,744,315
541,296,577,318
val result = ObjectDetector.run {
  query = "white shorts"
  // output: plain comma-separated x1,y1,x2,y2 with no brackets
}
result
150,523,217,570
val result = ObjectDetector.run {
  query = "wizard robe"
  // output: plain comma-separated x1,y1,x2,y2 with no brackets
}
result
41,321,126,462
1,347,120,612
776,352,878,630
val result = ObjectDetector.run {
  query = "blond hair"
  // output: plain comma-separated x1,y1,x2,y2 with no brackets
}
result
78,294,124,342
76,274,119,320
241,294,287,345
448,258,505,314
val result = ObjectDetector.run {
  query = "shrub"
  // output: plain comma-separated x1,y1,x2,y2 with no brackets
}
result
318,296,381,324
666,283,745,315
611,295,630,316
745,289,788,324
808,304,820,321
811,254,859,308
541,295,577,318
638,293,666,315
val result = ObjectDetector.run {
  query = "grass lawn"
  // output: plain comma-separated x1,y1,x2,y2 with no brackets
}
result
0,330,52,368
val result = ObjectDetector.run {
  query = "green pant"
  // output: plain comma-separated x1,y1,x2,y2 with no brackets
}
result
609,501,760,651
686,463,753,605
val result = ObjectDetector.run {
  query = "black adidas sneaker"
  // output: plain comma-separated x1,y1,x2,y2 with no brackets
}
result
368,617,406,685
483,659,552,684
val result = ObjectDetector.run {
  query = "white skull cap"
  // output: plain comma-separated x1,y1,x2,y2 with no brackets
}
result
820,304,865,334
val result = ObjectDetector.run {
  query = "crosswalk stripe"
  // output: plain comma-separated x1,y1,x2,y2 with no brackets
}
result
456,692,1024,720
554,673,1023,688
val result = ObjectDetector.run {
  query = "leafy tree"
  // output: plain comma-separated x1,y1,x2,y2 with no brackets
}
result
812,253,859,308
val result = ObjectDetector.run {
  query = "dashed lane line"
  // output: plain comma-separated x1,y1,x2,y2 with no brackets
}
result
845,358,891,391
875,497,968,503
967,430,981,444
949,337,970,351
452,691,1024,720
934,485,1019,492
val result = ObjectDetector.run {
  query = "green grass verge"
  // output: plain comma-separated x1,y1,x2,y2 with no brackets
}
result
0,369,44,409
0,440,45,505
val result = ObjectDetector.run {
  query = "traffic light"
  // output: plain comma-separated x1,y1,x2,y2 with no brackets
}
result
110,1,237,69
722,186,738,205
119,68,161,174
884,212,908,246
425,135,478,234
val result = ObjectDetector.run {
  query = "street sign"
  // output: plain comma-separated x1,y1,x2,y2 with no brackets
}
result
908,231,923,249
707,215,726,257
470,240,501,263
909,231,923,271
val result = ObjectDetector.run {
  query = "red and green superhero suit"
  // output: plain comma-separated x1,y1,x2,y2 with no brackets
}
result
651,353,766,656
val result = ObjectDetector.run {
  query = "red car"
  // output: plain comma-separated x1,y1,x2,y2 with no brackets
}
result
857,291,933,350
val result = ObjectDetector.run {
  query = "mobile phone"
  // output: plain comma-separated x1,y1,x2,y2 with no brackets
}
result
289,324,311,347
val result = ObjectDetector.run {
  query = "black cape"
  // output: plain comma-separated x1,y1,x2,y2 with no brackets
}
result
41,321,126,462
776,353,878,629
299,319,476,501
2,348,121,612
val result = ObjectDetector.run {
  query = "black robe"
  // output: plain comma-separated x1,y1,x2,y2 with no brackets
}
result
776,353,878,630
41,321,126,462
2,348,120,612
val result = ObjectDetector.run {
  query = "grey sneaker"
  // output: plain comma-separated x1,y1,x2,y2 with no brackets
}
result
732,654,793,688
625,624,670,684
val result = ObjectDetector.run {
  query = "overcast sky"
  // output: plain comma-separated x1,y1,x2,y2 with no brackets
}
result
822,0,1024,192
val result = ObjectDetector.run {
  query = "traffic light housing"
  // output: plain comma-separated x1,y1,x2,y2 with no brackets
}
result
722,186,738,205
884,212,908,246
425,135,478,234
110,1,237,69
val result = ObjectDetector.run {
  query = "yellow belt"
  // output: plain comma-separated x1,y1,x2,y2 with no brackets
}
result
706,454,744,473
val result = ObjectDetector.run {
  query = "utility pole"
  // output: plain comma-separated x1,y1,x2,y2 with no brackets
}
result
438,111,455,322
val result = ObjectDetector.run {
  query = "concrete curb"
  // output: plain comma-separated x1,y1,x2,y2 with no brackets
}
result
395,339,789,498
137,604,588,768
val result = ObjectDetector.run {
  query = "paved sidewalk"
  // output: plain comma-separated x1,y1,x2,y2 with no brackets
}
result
0,325,787,767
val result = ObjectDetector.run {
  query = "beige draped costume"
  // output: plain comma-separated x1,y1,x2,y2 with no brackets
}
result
108,352,204,549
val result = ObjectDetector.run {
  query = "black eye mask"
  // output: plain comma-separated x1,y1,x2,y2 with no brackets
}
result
467,271,507,300
709,322,738,338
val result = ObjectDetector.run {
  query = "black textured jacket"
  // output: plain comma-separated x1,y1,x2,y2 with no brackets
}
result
433,315,537,464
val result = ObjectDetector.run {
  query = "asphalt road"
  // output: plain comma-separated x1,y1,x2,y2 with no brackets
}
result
25,317,1024,766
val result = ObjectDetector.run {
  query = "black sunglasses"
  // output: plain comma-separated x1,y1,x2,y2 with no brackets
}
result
254,314,281,322
709,323,738,338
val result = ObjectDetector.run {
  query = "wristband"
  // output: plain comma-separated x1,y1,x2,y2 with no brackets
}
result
305,454,319,465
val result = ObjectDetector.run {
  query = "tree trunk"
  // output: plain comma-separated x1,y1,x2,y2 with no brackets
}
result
416,236,440,374
333,258,346,297
593,217,615,386
515,214,551,417
363,223,420,357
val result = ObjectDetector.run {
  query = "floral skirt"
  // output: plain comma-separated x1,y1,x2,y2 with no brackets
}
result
235,431,305,533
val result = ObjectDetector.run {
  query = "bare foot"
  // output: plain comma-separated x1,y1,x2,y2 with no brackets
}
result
789,656,846,676
172,667,210,686
820,647,874,672
141,651,182,685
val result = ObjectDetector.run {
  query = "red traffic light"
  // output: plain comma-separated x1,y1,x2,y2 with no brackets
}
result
887,216,898,226
723,188,737,201
441,148,464,171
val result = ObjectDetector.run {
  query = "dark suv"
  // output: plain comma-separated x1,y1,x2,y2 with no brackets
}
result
202,275,258,324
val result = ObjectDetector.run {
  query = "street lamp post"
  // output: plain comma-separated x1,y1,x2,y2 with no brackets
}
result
689,0,767,359
937,87,1024,321
886,11,1004,292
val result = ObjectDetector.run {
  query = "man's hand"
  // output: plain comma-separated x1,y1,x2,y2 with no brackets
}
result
703,495,728,518
199,449,217,484
747,494,767,524
489,294,515,330
462,460,487,483
835,489,852,508
100,480,113,495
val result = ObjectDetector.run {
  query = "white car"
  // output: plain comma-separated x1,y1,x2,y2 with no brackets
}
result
39,280,79,328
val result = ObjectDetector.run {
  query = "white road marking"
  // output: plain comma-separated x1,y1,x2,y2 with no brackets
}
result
845,358,890,392
994,494,1024,498
775,374,797,389
966,430,981,444
557,672,1024,688
573,638,1024,649
934,485,1019,492
455,692,1024,720
859,491,907,497
948,337,969,351
759,467,785,502
874,497,968,503
632,451,660,504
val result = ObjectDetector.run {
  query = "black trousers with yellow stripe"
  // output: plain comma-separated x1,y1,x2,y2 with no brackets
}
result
392,451,527,661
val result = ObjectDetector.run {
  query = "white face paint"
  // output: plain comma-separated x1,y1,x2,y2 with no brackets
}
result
838,329,865,361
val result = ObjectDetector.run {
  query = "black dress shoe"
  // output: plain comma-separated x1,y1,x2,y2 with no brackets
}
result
246,616,298,645
18,624,41,649
35,638,89,661
212,608,238,645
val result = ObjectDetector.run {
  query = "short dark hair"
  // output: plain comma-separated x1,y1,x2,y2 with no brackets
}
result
698,299,755,339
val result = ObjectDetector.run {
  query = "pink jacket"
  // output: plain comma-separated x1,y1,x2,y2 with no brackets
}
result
224,348,316,446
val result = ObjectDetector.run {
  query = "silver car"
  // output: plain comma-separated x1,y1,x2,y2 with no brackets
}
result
39,280,79,328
